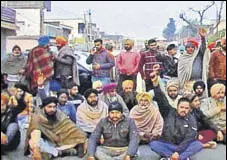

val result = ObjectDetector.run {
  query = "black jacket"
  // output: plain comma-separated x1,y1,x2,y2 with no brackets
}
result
154,86,198,153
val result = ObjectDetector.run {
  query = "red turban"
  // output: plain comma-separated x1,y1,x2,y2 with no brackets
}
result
56,36,67,46
187,40,199,48
208,42,216,50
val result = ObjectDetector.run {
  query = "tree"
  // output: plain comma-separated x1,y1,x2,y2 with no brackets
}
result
163,18,176,41
179,1,225,35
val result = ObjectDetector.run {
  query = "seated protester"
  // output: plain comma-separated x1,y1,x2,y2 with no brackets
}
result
92,80,103,94
36,76,77,123
193,80,207,103
24,97,87,159
8,83,33,129
119,80,138,111
200,83,226,144
149,72,203,160
67,84,84,110
56,89,77,123
1,73,8,93
99,83,129,116
130,92,163,144
166,80,182,109
184,92,224,148
76,89,108,137
1,93,20,154
87,102,139,160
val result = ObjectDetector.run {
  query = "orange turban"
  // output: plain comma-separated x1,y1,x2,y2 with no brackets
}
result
1,93,9,104
210,83,226,98
56,36,67,46
122,80,134,90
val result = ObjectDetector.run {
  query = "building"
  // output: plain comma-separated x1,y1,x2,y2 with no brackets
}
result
1,4,19,60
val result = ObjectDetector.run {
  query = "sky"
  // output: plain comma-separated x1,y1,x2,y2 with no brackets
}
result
44,1,226,40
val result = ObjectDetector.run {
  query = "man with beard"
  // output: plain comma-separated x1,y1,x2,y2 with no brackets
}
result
99,83,129,116
116,39,141,92
200,83,226,144
24,96,87,159
76,89,108,137
86,39,115,85
130,92,163,144
139,39,163,92
193,80,207,102
208,37,226,88
92,80,103,94
119,80,138,111
53,36,80,89
184,92,224,148
87,101,139,160
8,83,33,129
1,45,27,87
166,81,182,109
149,72,203,160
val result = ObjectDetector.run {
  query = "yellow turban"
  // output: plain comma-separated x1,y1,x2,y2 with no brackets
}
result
56,36,67,46
122,80,134,90
92,80,102,90
124,39,134,46
210,83,226,98
136,92,152,103
1,93,9,104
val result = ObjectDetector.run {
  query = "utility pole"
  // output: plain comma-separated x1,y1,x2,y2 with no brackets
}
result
88,9,92,42
84,11,88,44
40,8,44,35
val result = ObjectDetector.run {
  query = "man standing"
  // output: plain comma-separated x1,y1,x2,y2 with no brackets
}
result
1,45,27,87
208,37,226,88
87,101,139,160
130,92,163,144
139,39,163,91
178,29,209,92
86,39,115,85
25,36,54,95
24,97,87,159
116,39,141,92
54,36,79,89
76,89,108,137
149,72,203,160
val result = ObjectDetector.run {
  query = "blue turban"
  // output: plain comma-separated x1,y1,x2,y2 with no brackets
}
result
38,36,50,46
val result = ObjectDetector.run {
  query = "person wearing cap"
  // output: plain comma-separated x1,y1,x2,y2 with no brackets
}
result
25,35,54,95
183,92,224,148
193,80,207,102
200,83,226,144
86,39,115,85
87,101,139,160
208,37,226,89
116,39,141,93
149,72,203,160
1,45,27,87
130,92,163,144
178,28,210,93
24,96,87,159
166,80,182,109
76,89,108,137
99,83,129,116
119,80,138,111
53,36,80,89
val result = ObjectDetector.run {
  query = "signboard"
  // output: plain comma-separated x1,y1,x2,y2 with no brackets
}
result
75,37,86,44
1,6,16,23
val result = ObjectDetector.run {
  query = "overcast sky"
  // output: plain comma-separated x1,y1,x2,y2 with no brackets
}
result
45,1,226,39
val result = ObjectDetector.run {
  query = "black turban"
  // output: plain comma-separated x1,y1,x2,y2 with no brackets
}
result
108,101,123,113
84,88,98,99
57,89,69,98
41,96,58,108
14,83,28,92
193,80,206,91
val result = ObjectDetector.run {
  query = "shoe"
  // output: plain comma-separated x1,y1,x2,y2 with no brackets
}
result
58,148,77,157
77,143,85,158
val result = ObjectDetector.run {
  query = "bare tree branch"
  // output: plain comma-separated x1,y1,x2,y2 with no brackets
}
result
179,13,198,29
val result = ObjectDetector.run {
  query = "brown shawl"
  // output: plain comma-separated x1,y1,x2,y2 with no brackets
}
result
130,104,164,141
24,108,86,155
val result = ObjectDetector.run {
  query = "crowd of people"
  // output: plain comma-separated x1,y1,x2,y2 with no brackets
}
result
1,28,226,160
